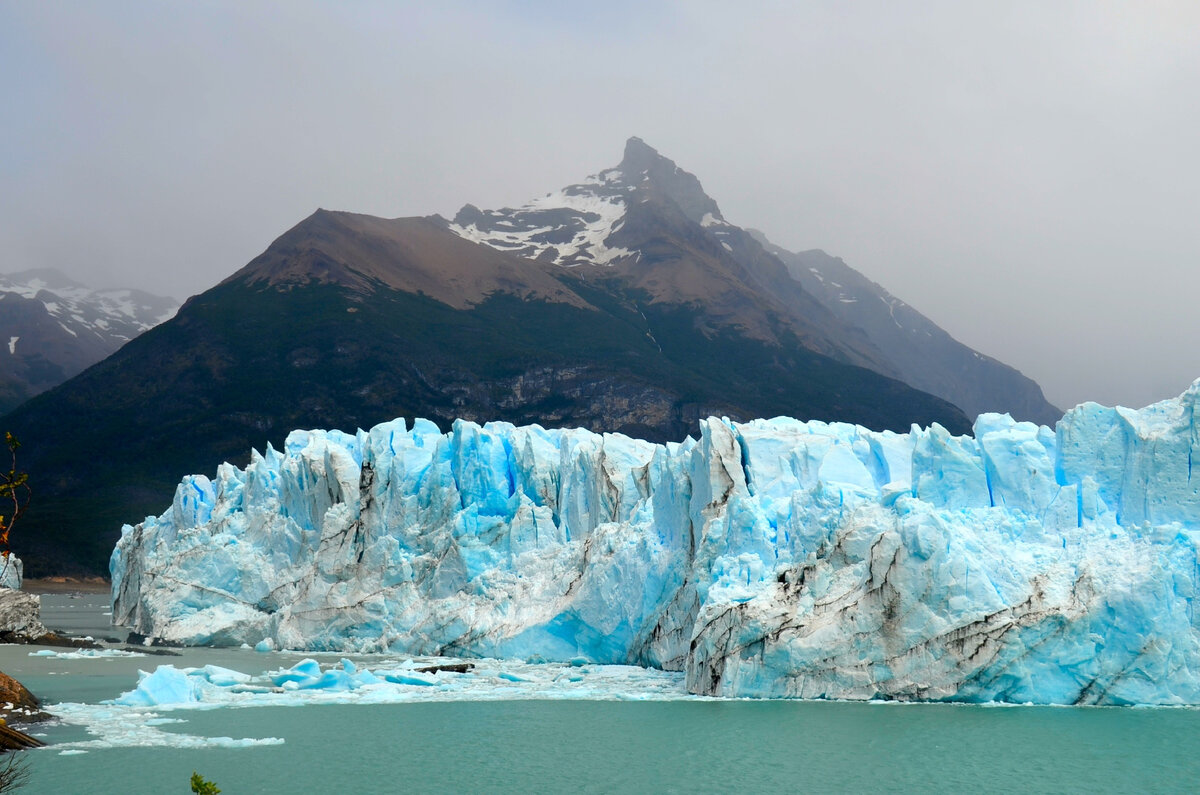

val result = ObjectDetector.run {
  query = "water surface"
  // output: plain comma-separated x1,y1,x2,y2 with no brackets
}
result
5,594,1198,794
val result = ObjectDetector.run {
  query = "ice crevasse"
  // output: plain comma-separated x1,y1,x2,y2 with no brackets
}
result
112,381,1200,705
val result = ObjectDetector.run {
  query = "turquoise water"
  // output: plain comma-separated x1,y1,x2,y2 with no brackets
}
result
7,595,1200,794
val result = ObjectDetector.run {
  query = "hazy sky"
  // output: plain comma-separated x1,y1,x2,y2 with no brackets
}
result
3,1,1199,411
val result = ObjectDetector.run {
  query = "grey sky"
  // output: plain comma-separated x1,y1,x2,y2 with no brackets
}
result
3,1,1198,412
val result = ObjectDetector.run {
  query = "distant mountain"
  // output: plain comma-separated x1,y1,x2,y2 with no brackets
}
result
0,269,178,414
752,238,1061,426
3,142,972,576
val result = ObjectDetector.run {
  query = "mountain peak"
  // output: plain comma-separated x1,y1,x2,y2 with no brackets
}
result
0,267,87,292
619,136,662,173
615,137,722,226
0,267,179,414
445,138,727,266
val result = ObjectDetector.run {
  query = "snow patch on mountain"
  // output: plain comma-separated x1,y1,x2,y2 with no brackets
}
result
448,168,634,267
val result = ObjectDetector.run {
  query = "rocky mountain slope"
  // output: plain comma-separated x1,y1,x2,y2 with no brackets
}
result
0,269,177,414
449,137,1057,425
448,137,893,374
754,237,1060,425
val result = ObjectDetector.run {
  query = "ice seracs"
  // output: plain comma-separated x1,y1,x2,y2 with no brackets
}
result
112,380,1200,705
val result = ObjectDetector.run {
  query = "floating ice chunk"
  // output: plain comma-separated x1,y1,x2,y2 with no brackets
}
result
196,665,252,687
48,699,286,751
382,672,437,687
29,649,146,659
112,666,198,707
271,658,322,687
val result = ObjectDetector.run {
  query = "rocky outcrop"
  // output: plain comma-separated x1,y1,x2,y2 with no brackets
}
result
0,671,50,738
0,567,100,648
0,589,45,641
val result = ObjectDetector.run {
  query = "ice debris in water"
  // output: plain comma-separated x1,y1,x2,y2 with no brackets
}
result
48,656,690,750
108,657,689,708
29,649,146,659
111,380,1200,705
45,698,285,752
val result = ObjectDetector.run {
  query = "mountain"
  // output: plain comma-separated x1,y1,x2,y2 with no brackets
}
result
752,237,1061,426
448,137,894,374
0,269,178,414
2,142,974,576
448,138,1057,425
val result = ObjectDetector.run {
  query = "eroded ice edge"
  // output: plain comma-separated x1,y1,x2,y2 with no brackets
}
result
112,380,1200,706
47,656,690,751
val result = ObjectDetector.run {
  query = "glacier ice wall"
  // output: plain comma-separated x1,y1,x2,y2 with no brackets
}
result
112,382,1200,705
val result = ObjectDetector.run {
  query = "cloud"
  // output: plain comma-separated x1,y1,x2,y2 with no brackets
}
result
2,1,1198,409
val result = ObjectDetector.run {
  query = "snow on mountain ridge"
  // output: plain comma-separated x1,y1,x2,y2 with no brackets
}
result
448,163,637,267
447,138,735,269
0,268,180,414
0,269,178,343
754,234,1062,425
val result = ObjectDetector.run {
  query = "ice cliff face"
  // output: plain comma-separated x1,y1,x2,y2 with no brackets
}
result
112,382,1200,705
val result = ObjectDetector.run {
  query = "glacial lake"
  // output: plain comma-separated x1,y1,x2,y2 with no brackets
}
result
5,593,1200,793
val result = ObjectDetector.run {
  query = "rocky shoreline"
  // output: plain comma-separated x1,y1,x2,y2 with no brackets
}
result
0,576,108,751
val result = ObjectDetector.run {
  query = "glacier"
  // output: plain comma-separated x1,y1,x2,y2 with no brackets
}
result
111,381,1200,705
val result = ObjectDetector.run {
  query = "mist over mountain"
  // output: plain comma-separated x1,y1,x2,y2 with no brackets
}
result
751,235,1060,426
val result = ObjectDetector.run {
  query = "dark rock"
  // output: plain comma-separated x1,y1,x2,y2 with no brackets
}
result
118,644,180,657
0,723,44,750
0,630,100,649
0,671,51,732
124,631,182,648
415,663,474,674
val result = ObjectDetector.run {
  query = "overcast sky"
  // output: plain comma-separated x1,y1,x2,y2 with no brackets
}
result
3,1,1199,411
